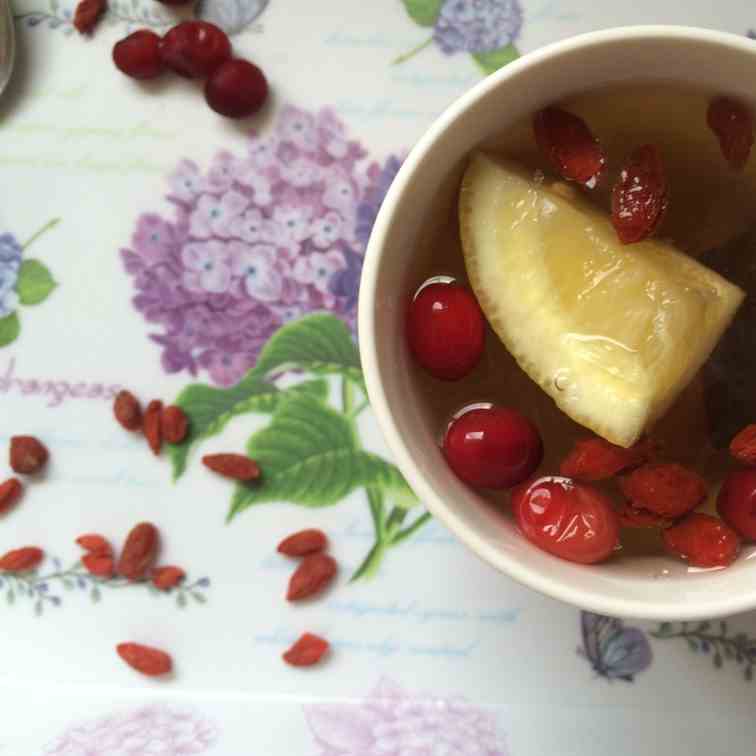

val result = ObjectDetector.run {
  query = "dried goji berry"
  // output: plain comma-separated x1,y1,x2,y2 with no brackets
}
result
75,533,112,555
202,453,260,481
117,522,159,581
0,478,22,514
10,436,49,475
82,553,115,578
623,462,708,516
730,424,756,466
611,144,668,244
73,0,106,34
113,390,142,432
161,406,189,445
143,400,163,456
116,642,173,676
663,513,740,568
707,97,754,171
559,437,651,481
151,565,185,590
286,553,337,601
0,546,44,572
283,633,330,667
533,106,606,187
620,463,707,519
617,502,674,529
277,529,328,557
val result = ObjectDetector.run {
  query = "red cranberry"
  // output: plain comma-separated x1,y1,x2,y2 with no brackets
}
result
160,21,231,79
406,282,485,381
112,30,164,80
717,469,756,540
205,59,269,118
442,405,543,489
512,476,619,564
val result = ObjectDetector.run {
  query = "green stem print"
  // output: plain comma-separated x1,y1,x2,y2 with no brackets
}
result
0,557,210,616
651,620,756,681
168,314,430,580
0,218,59,348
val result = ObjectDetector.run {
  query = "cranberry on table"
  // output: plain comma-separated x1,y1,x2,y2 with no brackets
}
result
112,30,164,80
160,21,231,79
442,405,542,489
205,59,269,118
717,468,756,540
512,476,619,564
406,282,485,381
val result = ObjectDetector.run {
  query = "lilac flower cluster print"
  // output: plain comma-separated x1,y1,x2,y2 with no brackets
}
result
122,105,402,386
434,0,523,55
305,678,509,755
0,233,22,318
44,705,219,755
397,0,523,72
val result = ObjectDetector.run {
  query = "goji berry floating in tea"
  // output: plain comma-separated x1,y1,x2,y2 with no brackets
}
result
663,513,740,568
707,97,754,171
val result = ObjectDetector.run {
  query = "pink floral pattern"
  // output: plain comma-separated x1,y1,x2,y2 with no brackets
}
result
44,705,219,755
305,678,509,756
121,104,402,387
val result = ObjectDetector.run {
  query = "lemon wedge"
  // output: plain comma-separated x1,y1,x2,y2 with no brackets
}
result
459,153,745,447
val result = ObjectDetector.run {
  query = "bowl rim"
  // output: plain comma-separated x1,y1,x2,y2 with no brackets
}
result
358,24,756,620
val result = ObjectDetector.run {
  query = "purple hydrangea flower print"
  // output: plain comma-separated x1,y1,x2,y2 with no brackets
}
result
121,105,402,386
305,678,509,756
434,0,523,55
44,705,219,755
0,233,22,319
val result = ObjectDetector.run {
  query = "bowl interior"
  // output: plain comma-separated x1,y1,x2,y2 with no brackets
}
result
359,27,756,620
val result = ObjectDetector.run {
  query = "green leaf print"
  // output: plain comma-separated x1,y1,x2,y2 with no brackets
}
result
0,313,20,347
16,259,57,305
401,0,443,26
472,43,520,75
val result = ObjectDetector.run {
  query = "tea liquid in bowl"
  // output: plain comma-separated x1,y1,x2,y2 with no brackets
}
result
407,82,756,567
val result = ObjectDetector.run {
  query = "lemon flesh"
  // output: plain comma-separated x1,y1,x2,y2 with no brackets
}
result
459,153,745,447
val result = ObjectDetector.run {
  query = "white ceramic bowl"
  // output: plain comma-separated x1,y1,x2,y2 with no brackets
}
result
359,26,756,621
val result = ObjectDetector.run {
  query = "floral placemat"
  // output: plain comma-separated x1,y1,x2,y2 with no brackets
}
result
2,1,756,753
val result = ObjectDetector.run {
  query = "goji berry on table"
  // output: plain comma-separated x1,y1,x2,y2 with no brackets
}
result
117,522,159,581
277,529,328,558
82,553,115,578
73,0,106,34
533,106,606,187
10,436,48,475
113,390,142,432
202,453,260,481
151,565,185,590
662,513,740,568
0,478,22,513
286,553,337,601
559,437,651,481
116,642,173,676
75,533,112,555
161,406,189,445
611,144,668,244
283,633,329,667
0,546,44,572
620,463,708,519
707,97,754,171
730,424,756,466
143,400,163,456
